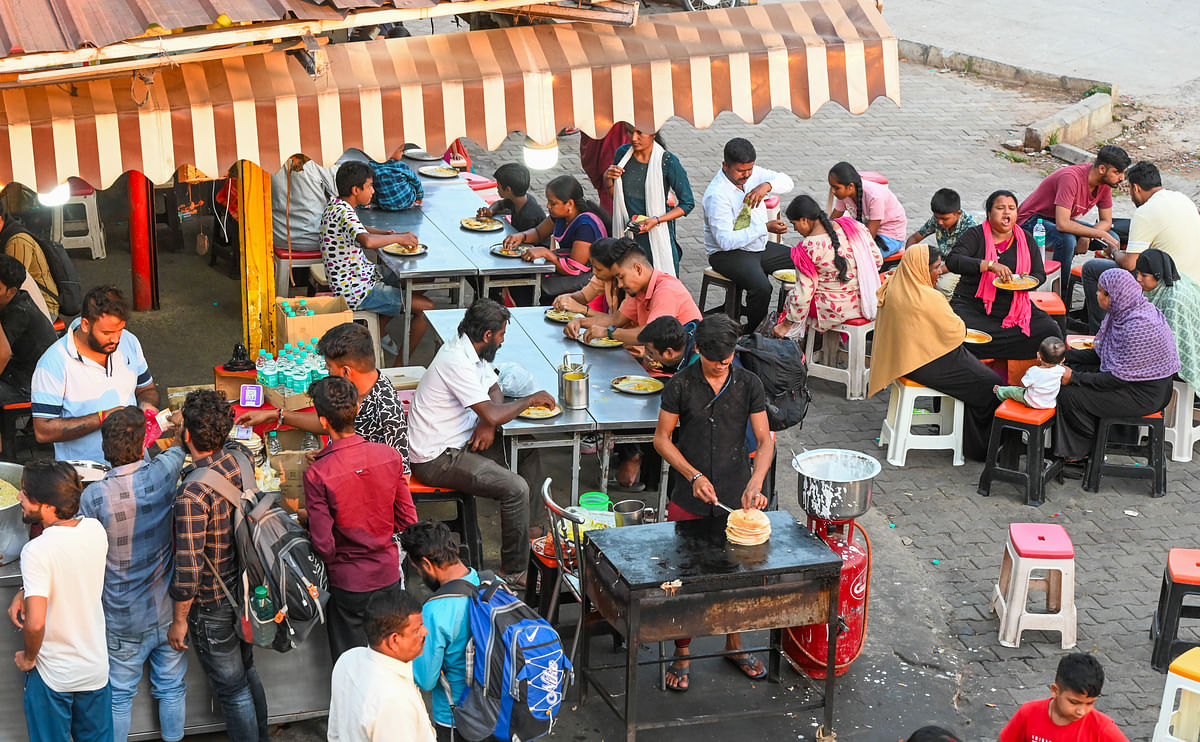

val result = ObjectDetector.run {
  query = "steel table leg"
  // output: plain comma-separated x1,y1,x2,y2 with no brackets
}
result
823,578,838,733
768,627,782,682
599,432,613,495
572,433,581,506
402,282,414,365
533,274,543,305
624,597,641,742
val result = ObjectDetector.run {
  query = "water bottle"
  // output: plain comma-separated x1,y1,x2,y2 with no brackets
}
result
267,430,283,455
1033,218,1046,252
276,354,292,392
256,350,269,385
302,432,321,451
292,363,307,394
298,299,308,314
249,585,277,646
258,353,276,388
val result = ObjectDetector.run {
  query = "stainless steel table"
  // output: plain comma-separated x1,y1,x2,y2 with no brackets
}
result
425,308,592,500
358,206,474,364
419,184,546,303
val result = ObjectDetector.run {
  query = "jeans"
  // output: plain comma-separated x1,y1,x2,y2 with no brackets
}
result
875,234,903,258
358,282,405,316
188,602,269,742
24,668,113,742
107,623,188,742
1081,257,1119,333
412,442,530,574
1020,216,1119,277
707,242,794,332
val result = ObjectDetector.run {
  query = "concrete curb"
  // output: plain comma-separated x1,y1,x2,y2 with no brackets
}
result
898,39,1119,152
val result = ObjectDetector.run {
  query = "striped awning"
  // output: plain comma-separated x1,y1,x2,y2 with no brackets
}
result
0,0,900,191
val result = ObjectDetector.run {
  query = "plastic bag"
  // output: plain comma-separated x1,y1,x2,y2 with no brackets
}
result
496,362,538,398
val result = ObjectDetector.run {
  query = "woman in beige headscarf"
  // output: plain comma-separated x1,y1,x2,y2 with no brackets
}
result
870,244,1001,460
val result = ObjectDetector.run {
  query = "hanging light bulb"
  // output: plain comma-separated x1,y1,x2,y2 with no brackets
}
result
37,183,71,207
523,136,559,170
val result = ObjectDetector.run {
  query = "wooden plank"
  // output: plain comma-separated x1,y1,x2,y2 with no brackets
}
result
236,161,276,355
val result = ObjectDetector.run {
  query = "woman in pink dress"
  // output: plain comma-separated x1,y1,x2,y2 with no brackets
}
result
773,195,883,338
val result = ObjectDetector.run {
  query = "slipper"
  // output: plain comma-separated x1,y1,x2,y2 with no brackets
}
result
665,662,690,692
380,335,399,357
500,570,527,588
726,652,767,680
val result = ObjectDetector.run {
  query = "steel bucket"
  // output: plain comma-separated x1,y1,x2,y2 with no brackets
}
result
0,461,27,565
792,449,880,521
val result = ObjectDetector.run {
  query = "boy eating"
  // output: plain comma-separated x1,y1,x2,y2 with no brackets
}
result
905,188,978,296
998,653,1128,742
476,162,546,233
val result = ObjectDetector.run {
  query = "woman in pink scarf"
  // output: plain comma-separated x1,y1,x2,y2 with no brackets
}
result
772,195,883,339
1055,268,1179,462
945,190,1062,360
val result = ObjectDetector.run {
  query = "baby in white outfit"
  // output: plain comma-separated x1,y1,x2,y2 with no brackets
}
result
993,337,1068,409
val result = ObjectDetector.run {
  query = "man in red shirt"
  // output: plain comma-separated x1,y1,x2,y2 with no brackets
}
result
303,375,416,662
1016,145,1129,276
998,653,1129,742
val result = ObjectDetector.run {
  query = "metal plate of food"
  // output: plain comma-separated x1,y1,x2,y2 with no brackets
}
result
519,403,562,420
490,244,527,258
380,243,428,256
544,308,584,323
964,329,992,344
461,216,505,232
418,165,460,179
611,375,665,394
992,275,1039,291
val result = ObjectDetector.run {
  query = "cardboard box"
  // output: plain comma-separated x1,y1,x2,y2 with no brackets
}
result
268,429,311,513
275,296,352,350
214,366,255,403
264,384,312,412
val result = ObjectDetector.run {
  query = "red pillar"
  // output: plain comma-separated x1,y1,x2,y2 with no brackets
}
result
128,171,158,310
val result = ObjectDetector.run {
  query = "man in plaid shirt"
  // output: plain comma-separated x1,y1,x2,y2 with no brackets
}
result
167,389,268,742
79,406,188,742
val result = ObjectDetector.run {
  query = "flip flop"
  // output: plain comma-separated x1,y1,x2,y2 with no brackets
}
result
665,662,690,692
726,652,767,680
500,570,528,588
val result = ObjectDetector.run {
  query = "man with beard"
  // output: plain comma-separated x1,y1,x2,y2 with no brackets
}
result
407,299,554,584
31,285,159,463
8,459,111,742
399,521,479,742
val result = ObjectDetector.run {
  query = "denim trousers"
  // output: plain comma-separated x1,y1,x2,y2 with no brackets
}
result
188,601,269,742
107,623,188,742
23,668,113,742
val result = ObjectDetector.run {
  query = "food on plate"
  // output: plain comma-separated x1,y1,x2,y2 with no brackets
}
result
381,243,426,256
492,244,527,257
964,329,992,344
992,275,1039,291
520,403,562,419
1068,337,1095,350
461,216,504,231
725,508,771,546
0,479,18,508
544,308,583,322
772,269,797,283
582,336,623,348
419,165,459,178
612,375,664,394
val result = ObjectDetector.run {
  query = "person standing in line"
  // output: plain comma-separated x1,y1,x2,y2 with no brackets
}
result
9,460,111,742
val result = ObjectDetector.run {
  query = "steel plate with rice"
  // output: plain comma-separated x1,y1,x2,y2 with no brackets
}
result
461,217,504,232
418,165,460,179
381,243,427,256
611,375,664,394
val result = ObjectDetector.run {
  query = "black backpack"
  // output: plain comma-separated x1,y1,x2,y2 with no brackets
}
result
184,444,330,652
736,333,811,431
0,218,82,316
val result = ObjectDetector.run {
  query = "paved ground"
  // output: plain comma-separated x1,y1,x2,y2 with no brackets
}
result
60,16,1200,742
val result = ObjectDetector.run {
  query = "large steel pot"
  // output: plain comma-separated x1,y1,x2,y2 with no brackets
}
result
0,461,26,565
792,449,880,521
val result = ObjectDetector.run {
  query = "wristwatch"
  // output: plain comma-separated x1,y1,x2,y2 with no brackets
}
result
607,326,615,341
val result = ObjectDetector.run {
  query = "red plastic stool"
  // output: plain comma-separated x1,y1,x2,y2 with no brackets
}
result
978,399,1062,506
991,523,1077,648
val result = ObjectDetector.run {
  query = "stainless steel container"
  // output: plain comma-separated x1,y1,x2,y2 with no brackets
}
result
613,499,654,527
558,353,589,410
0,461,26,565
792,448,880,521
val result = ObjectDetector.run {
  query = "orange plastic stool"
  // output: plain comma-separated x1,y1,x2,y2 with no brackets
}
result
978,400,1061,506
1153,549,1200,671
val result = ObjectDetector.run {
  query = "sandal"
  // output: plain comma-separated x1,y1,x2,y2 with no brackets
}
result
500,570,528,588
726,652,767,680
665,662,690,692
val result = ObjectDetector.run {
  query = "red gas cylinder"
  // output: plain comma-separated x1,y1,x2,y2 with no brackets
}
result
784,519,871,678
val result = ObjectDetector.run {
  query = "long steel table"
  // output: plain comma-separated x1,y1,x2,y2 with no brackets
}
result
581,512,842,742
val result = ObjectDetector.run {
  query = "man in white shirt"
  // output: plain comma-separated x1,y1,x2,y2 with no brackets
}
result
408,299,555,584
701,137,794,332
8,459,111,742
327,586,435,742
1082,160,1200,331
272,155,336,291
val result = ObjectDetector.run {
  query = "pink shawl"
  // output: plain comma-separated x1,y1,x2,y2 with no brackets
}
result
975,226,1032,336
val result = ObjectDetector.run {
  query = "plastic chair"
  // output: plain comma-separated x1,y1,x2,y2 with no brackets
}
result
51,178,106,260
274,247,323,298
1152,550,1200,673
977,400,1062,506
990,523,1077,649
1165,379,1200,463
352,310,385,368
878,377,965,466
536,478,588,664
804,318,874,400
1154,647,1200,741
1030,291,1066,333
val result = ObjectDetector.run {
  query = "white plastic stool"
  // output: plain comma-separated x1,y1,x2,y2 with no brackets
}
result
989,523,1077,649
352,310,384,368
878,377,965,466
804,319,874,400
51,191,105,260
274,252,323,298
1165,379,1199,463
1154,647,1200,742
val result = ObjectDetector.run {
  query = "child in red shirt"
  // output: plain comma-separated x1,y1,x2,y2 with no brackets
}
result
998,654,1129,742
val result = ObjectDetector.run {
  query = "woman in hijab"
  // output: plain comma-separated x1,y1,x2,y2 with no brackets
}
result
946,190,1061,359
1134,248,1200,390
869,244,1001,460
1055,268,1179,460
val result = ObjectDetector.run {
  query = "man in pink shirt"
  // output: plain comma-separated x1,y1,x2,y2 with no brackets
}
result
567,237,700,348
1017,145,1129,274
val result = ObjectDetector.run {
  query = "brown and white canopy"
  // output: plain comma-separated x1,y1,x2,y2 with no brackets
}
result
0,0,900,190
